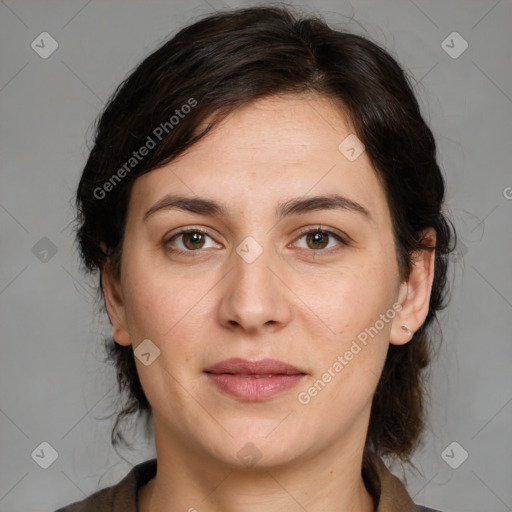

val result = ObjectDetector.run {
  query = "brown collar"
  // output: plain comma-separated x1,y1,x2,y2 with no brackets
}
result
365,452,432,511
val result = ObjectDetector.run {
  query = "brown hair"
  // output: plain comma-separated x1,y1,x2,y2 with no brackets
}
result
75,5,455,465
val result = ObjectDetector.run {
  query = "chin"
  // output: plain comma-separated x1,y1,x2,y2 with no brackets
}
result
206,424,308,470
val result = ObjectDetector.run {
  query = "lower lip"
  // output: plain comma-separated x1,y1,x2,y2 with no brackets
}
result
206,373,306,401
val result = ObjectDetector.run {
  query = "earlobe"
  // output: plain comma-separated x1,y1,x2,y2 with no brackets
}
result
101,257,131,347
390,228,436,346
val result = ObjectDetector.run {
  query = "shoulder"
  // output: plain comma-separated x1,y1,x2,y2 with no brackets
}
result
53,458,157,512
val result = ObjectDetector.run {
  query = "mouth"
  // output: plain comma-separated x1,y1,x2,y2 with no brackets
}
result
204,358,307,401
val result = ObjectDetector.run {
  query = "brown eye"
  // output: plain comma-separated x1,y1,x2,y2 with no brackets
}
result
294,228,347,252
305,231,329,250
181,231,206,250
166,229,220,253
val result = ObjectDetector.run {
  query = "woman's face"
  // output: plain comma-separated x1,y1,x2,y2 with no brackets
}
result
104,94,424,469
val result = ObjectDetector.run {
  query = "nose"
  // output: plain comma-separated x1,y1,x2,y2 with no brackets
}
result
216,239,292,334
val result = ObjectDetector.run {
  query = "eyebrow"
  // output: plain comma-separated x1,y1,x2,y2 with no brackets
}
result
143,193,372,222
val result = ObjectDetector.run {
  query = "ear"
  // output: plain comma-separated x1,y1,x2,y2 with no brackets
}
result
390,228,436,346
101,246,131,347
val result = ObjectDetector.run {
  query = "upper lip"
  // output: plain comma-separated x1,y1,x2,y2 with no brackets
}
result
205,358,305,375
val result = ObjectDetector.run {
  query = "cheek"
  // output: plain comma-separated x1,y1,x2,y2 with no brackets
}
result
121,267,206,397
121,251,219,368
298,263,396,388
121,253,186,341
292,261,395,338
297,282,392,426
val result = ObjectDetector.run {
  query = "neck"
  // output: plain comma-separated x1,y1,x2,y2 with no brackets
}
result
139,423,375,512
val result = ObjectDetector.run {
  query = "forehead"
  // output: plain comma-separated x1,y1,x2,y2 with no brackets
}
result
195,94,356,160
128,94,391,227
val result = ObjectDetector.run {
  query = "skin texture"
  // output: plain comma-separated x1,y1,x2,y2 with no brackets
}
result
102,94,435,512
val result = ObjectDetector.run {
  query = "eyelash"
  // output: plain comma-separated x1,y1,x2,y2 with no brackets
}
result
164,226,349,257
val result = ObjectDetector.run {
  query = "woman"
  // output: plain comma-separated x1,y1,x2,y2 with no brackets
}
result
56,5,454,511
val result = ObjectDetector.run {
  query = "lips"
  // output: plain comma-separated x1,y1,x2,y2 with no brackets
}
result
204,358,306,401
205,357,304,376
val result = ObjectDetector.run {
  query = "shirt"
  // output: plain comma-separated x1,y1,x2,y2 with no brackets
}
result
54,454,442,512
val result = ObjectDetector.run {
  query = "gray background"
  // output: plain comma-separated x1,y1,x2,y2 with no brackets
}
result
1,0,511,511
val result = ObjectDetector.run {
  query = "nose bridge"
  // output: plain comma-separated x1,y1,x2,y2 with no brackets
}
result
241,237,272,279
217,233,290,331
233,234,278,304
